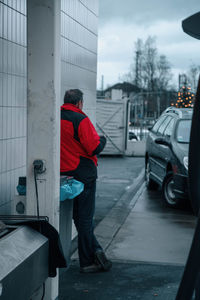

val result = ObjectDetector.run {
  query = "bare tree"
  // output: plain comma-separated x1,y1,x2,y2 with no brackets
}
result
126,36,172,92
142,36,157,91
134,38,143,87
156,55,172,91
187,64,200,92
124,36,174,118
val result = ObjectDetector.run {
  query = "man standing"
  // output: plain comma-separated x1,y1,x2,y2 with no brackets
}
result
60,89,112,273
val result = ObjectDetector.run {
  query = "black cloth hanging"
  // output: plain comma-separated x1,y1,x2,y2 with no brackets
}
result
26,220,67,277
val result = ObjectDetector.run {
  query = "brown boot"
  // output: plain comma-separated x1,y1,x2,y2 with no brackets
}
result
95,250,112,271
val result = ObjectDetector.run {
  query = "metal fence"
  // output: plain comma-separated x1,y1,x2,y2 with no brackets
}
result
97,91,178,142
129,100,156,141
129,123,153,141
128,91,177,141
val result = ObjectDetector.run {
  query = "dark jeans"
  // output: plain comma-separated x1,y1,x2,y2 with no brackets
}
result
73,180,102,267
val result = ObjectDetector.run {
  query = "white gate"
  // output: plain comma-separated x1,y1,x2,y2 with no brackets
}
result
96,99,129,155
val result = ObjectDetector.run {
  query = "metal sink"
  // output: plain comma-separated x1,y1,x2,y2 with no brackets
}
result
0,225,48,300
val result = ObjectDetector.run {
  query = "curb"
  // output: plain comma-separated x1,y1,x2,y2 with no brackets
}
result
95,169,145,251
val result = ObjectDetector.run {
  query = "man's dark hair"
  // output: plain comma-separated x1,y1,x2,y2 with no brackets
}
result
64,89,83,105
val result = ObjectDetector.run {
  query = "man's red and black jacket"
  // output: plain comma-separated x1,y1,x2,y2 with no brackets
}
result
60,103,106,184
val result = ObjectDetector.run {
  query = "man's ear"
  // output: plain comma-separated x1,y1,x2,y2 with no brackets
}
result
77,100,83,109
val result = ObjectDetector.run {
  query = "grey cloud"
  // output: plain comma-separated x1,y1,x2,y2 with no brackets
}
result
99,0,200,27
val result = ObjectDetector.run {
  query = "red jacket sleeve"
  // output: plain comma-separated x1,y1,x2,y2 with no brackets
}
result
78,117,106,156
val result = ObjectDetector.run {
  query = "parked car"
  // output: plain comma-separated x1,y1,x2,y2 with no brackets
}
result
129,131,138,141
145,107,193,208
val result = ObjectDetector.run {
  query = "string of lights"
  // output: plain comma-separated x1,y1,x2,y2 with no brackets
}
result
171,85,195,108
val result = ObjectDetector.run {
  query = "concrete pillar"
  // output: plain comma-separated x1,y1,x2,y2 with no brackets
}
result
27,1,61,299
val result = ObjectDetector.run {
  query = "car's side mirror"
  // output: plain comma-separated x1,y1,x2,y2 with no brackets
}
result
155,138,171,148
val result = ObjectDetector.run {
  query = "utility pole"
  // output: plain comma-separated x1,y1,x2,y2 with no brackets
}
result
101,75,104,96
179,73,187,89
157,94,160,118
135,51,141,87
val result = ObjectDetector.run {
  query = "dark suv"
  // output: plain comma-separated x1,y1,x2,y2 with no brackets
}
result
145,107,193,208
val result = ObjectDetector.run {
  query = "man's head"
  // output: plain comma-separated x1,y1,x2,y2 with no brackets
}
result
64,89,83,109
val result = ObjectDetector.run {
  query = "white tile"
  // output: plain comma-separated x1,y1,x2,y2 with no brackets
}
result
0,173,6,205
7,41,12,73
2,140,7,172
0,4,3,38
2,73,8,107
22,0,26,16
6,138,11,170
3,39,7,73
6,171,11,202
2,108,7,138
7,75,12,106
23,78,27,106
0,39,3,71
18,0,23,13
0,108,2,139
7,107,12,138
11,106,15,138
3,4,8,40
0,141,2,172
7,0,13,9
0,72,3,106
11,8,17,43
7,6,12,41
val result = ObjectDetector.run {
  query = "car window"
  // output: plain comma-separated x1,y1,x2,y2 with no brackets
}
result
157,116,172,135
164,118,175,137
152,115,167,133
176,119,192,143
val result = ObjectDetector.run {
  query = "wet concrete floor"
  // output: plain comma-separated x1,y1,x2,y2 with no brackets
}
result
106,187,195,265
60,156,196,299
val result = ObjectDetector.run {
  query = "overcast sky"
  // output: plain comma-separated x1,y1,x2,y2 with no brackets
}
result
97,1,200,89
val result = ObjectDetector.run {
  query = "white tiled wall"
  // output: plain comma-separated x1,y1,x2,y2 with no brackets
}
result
0,0,98,214
0,0,27,214
61,0,98,124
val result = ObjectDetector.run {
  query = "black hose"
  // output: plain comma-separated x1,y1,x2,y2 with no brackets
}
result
34,167,40,219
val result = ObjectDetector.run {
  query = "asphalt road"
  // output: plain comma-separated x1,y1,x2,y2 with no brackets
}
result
95,156,145,225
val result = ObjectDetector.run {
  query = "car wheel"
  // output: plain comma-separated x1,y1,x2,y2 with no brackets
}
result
162,172,182,208
145,160,158,190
